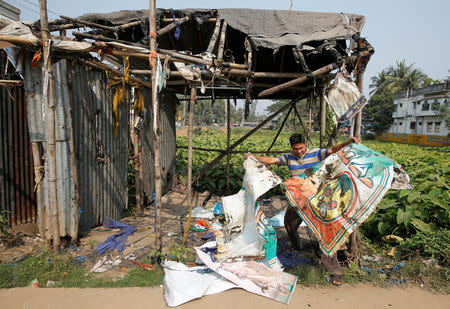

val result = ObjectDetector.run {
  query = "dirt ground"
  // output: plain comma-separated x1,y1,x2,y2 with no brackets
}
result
1,285,449,309
0,185,291,276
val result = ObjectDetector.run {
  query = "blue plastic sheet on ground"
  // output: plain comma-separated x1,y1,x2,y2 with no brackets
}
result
97,218,136,254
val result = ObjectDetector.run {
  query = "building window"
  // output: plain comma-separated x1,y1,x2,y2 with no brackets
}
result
444,99,448,107
431,99,440,110
418,122,422,125
422,101,430,111
399,122,403,126
427,122,432,132
394,105,398,112
435,122,441,132
417,100,421,105
410,122,416,130
399,103,403,108
412,101,416,110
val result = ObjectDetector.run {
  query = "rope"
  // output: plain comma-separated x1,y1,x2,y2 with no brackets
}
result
173,11,181,40
148,50,158,68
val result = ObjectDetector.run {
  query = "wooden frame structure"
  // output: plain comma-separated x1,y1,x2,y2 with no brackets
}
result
0,3,374,252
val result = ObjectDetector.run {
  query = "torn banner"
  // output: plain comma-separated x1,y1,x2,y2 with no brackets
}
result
324,72,368,122
214,156,283,268
283,143,412,256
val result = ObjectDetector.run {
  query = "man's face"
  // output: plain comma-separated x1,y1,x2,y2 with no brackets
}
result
291,143,307,158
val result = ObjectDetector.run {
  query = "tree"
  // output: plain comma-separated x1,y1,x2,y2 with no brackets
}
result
364,60,433,133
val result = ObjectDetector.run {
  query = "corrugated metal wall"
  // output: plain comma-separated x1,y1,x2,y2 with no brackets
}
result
142,89,177,201
0,50,37,226
23,54,176,237
67,62,129,232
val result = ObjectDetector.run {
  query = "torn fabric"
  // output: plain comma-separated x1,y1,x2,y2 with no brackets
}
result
282,143,412,256
214,156,282,268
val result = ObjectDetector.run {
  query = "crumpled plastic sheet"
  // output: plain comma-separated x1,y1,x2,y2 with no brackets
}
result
196,248,297,304
324,72,368,122
214,156,283,268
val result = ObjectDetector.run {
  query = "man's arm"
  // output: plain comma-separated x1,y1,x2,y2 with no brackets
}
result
244,153,281,165
328,136,361,155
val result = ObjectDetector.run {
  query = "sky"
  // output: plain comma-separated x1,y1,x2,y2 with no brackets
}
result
8,0,450,113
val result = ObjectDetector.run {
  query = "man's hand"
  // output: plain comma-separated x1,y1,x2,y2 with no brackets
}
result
349,136,361,144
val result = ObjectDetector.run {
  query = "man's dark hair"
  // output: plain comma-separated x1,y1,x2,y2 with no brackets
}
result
289,133,305,145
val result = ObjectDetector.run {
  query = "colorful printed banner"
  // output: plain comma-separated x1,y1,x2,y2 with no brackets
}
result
283,144,411,256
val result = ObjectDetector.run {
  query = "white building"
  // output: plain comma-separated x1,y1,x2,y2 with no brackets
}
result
385,81,449,146
0,0,20,27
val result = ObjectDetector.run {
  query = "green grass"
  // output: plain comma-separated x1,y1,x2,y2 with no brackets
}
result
0,247,164,288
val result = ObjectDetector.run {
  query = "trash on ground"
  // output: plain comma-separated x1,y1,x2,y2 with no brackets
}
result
27,278,39,288
213,202,223,215
46,280,55,288
392,262,406,272
75,256,87,264
91,254,121,273
188,206,214,219
97,218,137,255
124,254,136,261
362,254,383,263
190,224,208,232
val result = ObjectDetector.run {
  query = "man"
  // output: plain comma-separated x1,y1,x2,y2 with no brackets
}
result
246,133,360,286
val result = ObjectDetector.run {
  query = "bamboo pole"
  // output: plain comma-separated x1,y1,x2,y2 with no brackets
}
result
0,35,39,46
157,16,190,37
258,61,341,98
319,86,326,148
73,32,145,48
267,103,295,152
176,146,291,154
217,21,227,60
354,71,364,137
206,18,221,54
182,83,196,245
226,97,231,195
60,15,118,33
149,0,163,252
39,0,60,253
117,20,141,31
192,97,301,185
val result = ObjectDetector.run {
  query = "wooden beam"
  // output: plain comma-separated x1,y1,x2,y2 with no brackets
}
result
319,86,326,148
258,61,341,98
60,15,118,33
149,0,163,252
182,83,196,245
157,16,190,37
354,71,364,136
39,0,60,252
217,20,227,60
206,18,221,54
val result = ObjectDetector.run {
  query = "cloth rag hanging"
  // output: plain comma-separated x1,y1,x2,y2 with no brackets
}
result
97,218,137,254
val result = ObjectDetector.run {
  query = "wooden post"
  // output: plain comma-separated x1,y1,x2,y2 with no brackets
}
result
258,61,341,98
149,0,163,251
206,18,221,54
182,83,196,245
226,97,231,195
39,0,60,252
354,71,364,137
217,20,227,60
319,86,326,148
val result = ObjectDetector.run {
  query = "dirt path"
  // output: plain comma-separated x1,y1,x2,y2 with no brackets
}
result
1,285,449,309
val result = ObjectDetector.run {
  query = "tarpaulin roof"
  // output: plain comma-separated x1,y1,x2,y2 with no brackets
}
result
217,9,365,50
73,8,365,51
